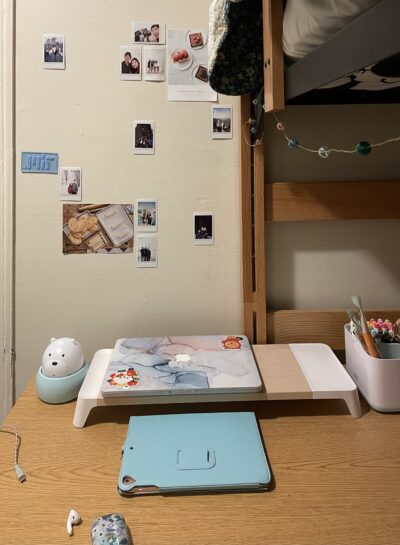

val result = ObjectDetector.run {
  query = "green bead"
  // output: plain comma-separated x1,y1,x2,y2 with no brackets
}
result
288,138,299,149
356,141,371,155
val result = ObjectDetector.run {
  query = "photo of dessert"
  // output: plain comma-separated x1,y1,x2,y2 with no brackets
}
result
186,30,207,50
168,28,217,102
64,212,99,246
189,32,203,48
170,48,192,70
193,65,209,83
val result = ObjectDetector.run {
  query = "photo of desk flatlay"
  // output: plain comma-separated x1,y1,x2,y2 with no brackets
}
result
62,203,134,255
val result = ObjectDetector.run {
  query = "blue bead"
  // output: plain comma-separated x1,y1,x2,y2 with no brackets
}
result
356,141,371,155
288,138,299,149
318,145,331,159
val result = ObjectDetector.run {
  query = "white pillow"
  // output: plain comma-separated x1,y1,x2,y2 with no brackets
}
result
283,0,381,61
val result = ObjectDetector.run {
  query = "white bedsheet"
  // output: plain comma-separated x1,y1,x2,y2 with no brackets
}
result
283,0,380,61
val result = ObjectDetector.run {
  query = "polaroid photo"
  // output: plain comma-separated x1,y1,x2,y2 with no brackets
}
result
137,233,158,267
60,167,82,202
143,46,166,81
43,34,65,69
212,106,233,139
120,46,141,80
134,120,155,155
137,199,158,232
132,22,166,44
193,213,214,245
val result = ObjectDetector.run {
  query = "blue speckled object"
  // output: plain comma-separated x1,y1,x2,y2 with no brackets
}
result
208,0,263,95
35,363,88,404
288,138,299,149
91,513,132,545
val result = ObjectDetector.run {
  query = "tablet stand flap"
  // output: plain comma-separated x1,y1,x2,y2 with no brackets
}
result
173,446,216,470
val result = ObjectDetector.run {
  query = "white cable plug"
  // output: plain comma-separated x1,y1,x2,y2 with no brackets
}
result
0,425,26,483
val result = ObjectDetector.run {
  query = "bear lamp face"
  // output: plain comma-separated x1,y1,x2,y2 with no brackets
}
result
41,337,84,378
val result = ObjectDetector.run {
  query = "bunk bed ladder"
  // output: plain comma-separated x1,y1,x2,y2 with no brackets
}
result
242,0,400,349
265,178,400,348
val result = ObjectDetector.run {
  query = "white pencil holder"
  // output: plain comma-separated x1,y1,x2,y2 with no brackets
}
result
344,324,400,412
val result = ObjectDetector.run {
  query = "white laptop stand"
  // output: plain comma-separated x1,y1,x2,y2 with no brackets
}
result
73,344,361,427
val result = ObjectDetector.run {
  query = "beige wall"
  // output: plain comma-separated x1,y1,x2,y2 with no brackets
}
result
264,104,400,310
13,2,400,400
14,0,242,398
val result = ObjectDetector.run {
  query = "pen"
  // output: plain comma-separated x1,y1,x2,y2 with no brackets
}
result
351,296,380,358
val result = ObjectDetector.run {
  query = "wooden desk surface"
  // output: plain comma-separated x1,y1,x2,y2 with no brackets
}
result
1,381,400,545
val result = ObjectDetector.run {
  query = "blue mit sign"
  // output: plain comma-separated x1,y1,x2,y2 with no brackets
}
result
21,152,59,174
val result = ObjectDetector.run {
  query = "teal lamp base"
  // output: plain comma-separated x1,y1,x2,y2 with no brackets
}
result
36,362,89,404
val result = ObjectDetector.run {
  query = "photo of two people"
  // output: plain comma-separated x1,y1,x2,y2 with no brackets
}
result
137,234,158,267
121,51,140,74
212,106,233,139
120,47,141,80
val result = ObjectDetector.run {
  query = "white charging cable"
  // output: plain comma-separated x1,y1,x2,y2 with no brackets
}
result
0,425,26,483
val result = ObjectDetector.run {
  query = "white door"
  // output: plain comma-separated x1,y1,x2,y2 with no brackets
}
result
0,0,15,422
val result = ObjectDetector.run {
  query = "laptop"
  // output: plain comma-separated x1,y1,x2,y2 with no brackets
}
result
100,335,262,397
118,412,271,496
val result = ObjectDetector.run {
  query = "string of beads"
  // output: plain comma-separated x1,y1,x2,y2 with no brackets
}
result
273,113,400,158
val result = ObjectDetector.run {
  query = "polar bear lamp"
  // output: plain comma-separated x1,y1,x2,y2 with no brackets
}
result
41,337,84,377
36,337,88,404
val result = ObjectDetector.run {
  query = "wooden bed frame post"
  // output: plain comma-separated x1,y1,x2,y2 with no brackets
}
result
240,1,284,343
241,96,267,344
263,0,285,113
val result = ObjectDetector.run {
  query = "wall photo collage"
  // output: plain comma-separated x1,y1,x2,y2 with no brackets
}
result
30,19,233,262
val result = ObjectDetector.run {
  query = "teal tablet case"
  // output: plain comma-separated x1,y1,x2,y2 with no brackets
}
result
118,412,271,496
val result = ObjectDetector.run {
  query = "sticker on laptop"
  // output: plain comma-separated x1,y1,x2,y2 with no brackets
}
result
107,368,140,389
220,336,244,350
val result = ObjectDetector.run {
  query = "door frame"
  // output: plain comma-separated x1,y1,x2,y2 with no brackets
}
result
0,0,15,422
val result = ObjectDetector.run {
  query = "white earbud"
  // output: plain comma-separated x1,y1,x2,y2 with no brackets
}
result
67,509,81,536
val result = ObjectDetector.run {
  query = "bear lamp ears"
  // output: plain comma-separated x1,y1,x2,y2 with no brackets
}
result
49,337,78,345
